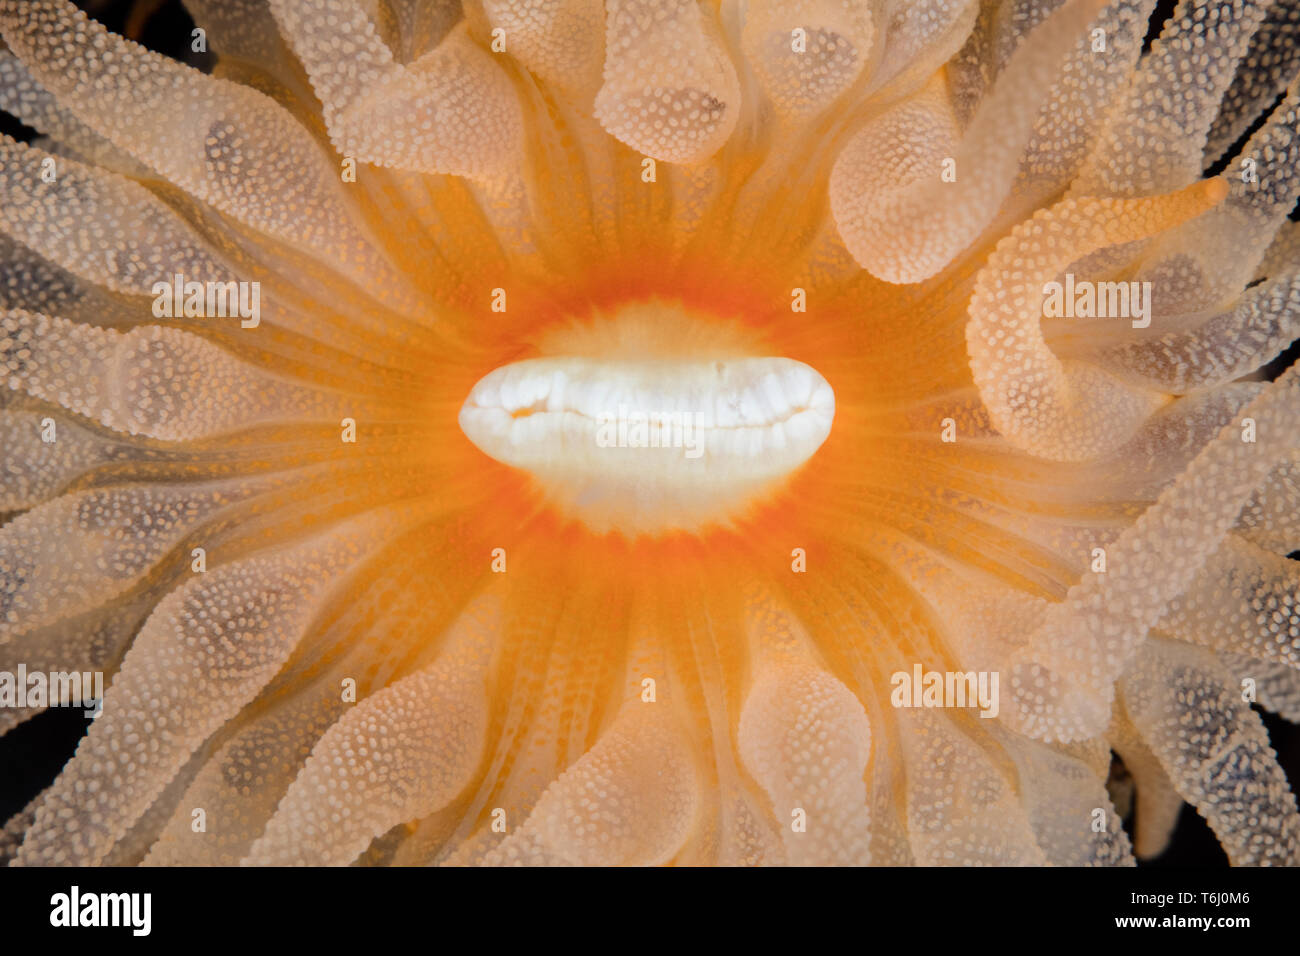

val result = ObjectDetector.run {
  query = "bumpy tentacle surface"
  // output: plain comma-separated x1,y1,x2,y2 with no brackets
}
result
0,0,1296,869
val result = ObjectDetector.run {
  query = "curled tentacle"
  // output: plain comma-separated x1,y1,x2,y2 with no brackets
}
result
594,0,741,164
967,179,1227,462
1118,637,1300,865
831,0,1109,284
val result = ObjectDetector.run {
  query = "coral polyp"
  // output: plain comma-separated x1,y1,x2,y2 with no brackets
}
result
1,0,1299,867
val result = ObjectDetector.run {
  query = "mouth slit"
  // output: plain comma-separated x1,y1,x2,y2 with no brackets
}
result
458,310,836,538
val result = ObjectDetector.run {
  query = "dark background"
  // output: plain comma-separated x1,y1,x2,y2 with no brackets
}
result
0,0,1297,866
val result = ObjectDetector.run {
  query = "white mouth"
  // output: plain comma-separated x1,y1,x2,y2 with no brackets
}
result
459,355,836,535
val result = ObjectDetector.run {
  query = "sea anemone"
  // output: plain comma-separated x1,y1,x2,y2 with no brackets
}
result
1,0,1298,867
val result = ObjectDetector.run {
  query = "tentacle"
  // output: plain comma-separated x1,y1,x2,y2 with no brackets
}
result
736,662,873,865
181,0,292,73
1237,457,1300,553
1072,0,1271,198
594,0,741,164
1,310,378,440
0,135,233,296
386,805,464,866
827,74,961,282
242,595,498,866
1259,219,1300,279
967,179,1226,461
0,481,261,644
996,730,1135,865
0,51,150,177
0,232,82,313
481,702,699,865
945,0,1010,123
178,0,329,101
1091,270,1300,393
1159,535,1300,669
378,0,462,64
740,0,874,120
1134,77,1300,312
1108,709,1186,859
0,0,423,312
100,747,207,866
867,0,978,100
897,709,1047,864
0,790,41,864
865,721,915,865
662,585,785,867
0,596,152,735
141,678,346,865
10,509,410,866
1218,651,1300,721
266,1,523,180
999,365,1300,742
737,592,873,864
1118,637,1300,865
481,0,605,103
1070,383,1264,501
1203,0,1300,166
0,410,131,511
1015,0,1156,204
831,0,1109,284
145,538,478,865
0,231,136,328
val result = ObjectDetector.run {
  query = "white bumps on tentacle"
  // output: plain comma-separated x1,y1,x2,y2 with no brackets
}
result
868,0,979,99
102,747,209,866
595,0,741,164
0,411,119,511
482,703,698,865
482,0,606,103
741,0,873,118
0,233,86,316
146,552,477,866
897,709,1047,865
243,597,498,866
1237,458,1300,554
267,0,522,179
0,51,150,177
828,74,959,278
1095,270,1300,393
1260,220,1300,281
1080,384,1265,500
831,0,1109,284
967,180,1226,462
0,135,232,296
999,366,1300,743
996,730,1135,866
0,311,368,440
1014,0,1154,202
0,598,150,736
1133,80,1300,314
0,0,418,308
1119,638,1300,865
1219,652,1300,723
0,482,251,643
1159,535,1300,669
11,513,399,866
1072,0,1270,198
738,658,873,864
143,692,349,866
1203,0,1300,165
